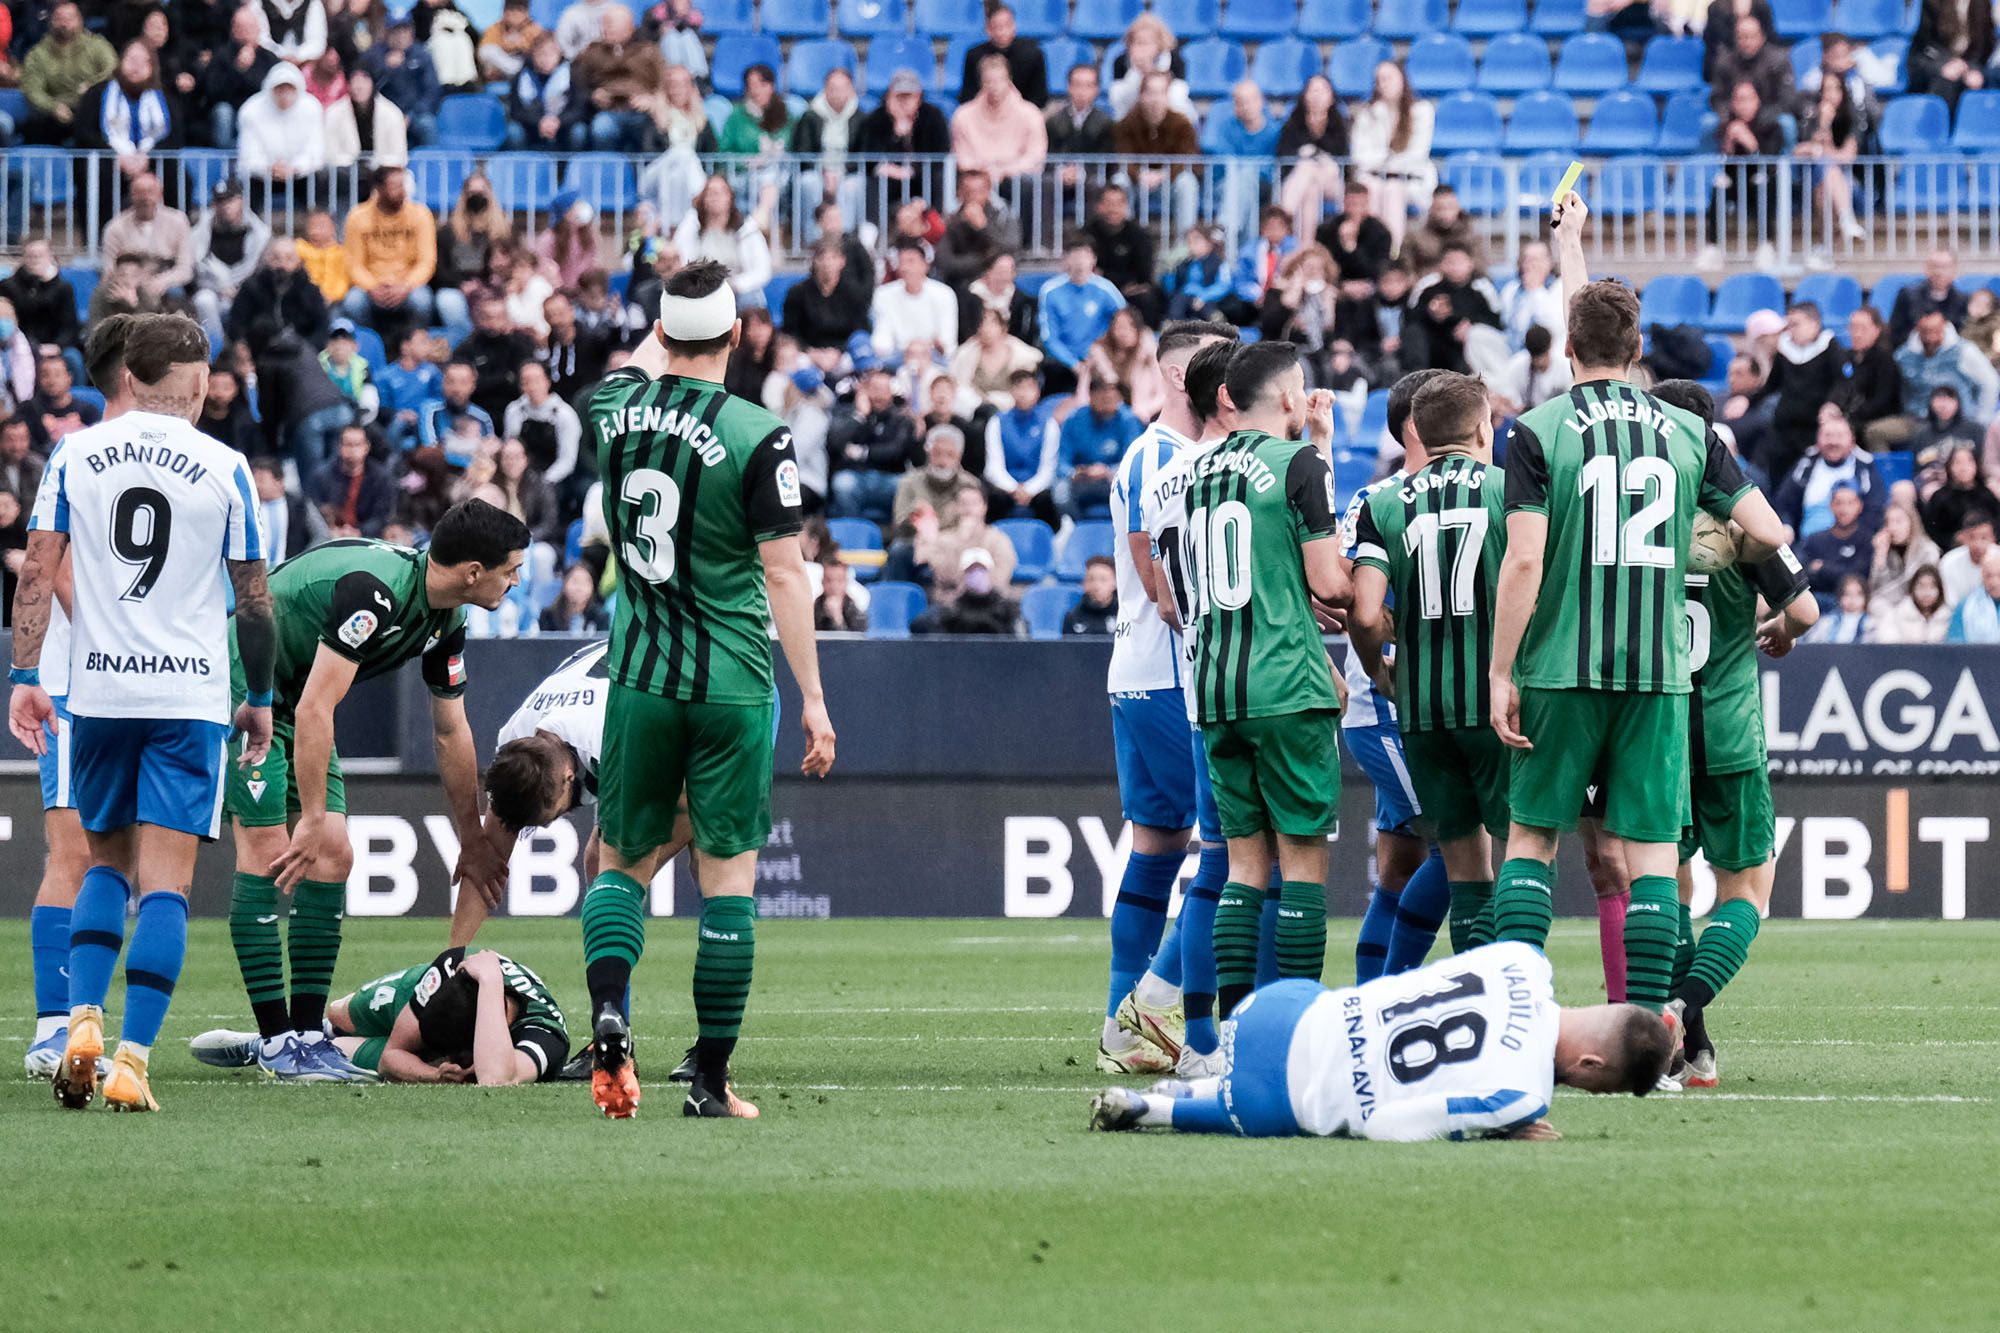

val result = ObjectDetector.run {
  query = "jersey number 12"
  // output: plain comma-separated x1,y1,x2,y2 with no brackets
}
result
1579,455,1676,569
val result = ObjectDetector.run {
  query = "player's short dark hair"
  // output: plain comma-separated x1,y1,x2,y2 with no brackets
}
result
1157,319,1237,363
1183,338,1235,423
1386,368,1449,447
250,455,282,479
83,312,141,395
660,259,738,358
486,731,574,832
122,313,210,385
373,162,405,190
1260,204,1293,227
1007,367,1040,388
430,498,532,569
1084,554,1114,574
1650,379,1716,427
1566,279,1643,371
1787,299,1820,323
411,948,477,1059
1223,341,1301,414
1609,1006,1676,1097
1411,372,1489,454
1523,324,1553,358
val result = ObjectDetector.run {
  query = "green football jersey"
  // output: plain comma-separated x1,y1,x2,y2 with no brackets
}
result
1351,454,1508,731
357,953,570,1080
348,962,429,1039
1506,381,1752,694
590,367,804,705
1685,545,1809,774
1181,429,1342,723
240,539,469,716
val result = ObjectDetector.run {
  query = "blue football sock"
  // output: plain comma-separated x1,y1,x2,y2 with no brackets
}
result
121,892,189,1048
1169,1091,1238,1134
1147,914,1185,990
1106,850,1181,1017
1355,887,1398,983
67,867,131,1013
30,904,72,1018
1255,865,1282,988
1180,852,1224,1055
1387,850,1450,973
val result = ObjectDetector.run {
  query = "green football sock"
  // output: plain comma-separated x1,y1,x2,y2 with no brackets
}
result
1623,875,1681,1012
1681,898,1761,1007
1491,859,1555,948
1273,880,1327,982
229,872,291,1039
582,871,647,1016
1212,881,1262,1017
693,895,757,1042
1448,880,1494,952
1672,901,1695,991
287,881,346,1033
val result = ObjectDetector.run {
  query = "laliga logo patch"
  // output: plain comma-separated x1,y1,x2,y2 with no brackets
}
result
339,609,379,649
776,459,802,508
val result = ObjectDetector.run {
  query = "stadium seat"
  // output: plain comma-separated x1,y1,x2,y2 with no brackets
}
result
1327,37,1389,99
1529,0,1586,32
1656,89,1708,153
1830,0,1900,37
1181,37,1248,99
1595,160,1659,216
761,0,830,36
408,151,475,215
1056,522,1116,582
825,518,885,583
870,35,939,94
1433,91,1505,154
864,581,927,637
1791,274,1863,328
1219,0,1293,39
1581,89,1658,153
1023,585,1083,639
1070,0,1143,40
1510,152,1573,202
788,38,859,96
1407,33,1477,95
0,87,26,127
997,518,1054,583
564,155,640,213
530,0,563,27
1250,36,1319,99
70,386,104,415
1635,35,1704,92
1155,0,1222,32
1706,272,1787,332
1503,91,1578,154
1358,389,1391,447
1696,334,1734,393
352,326,387,373
700,0,756,32
1039,36,1093,85
1010,0,1067,38
60,266,97,322
1452,0,1528,36
1789,36,1822,87
1331,449,1375,504
1639,274,1710,329
1551,32,1627,94
1880,94,1949,154
712,33,785,96
1477,33,1552,94
1871,36,1910,92
8,146,71,206
1952,90,2000,151
915,0,985,35
1441,153,1510,214
434,93,507,150
1893,160,1969,213
486,153,563,212
1867,272,1920,317
1874,449,1915,488
1371,0,1447,40
1300,0,1372,39
171,148,237,207
842,0,907,33
1771,0,1830,39
1660,162,1713,215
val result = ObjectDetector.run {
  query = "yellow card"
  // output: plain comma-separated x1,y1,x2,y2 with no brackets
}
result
1552,160,1585,207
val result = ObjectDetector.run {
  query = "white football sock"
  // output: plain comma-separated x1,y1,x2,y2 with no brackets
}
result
1133,972,1180,1007
34,1015,63,1043
118,1041,151,1064
1101,1017,1138,1049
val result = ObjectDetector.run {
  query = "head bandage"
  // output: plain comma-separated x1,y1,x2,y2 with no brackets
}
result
660,285,737,341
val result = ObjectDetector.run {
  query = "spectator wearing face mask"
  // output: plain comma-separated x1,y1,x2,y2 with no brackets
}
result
911,546,1021,635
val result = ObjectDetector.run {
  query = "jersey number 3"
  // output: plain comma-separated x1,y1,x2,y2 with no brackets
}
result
111,485,172,602
620,469,683,584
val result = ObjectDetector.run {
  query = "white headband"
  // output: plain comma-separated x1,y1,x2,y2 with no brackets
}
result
660,285,737,341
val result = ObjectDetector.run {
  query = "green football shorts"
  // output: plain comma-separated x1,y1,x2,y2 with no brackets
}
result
598,683,774,860
334,964,426,1072
1679,765,1775,872
1200,709,1340,840
1508,687,1690,844
1402,724,1511,842
225,715,347,828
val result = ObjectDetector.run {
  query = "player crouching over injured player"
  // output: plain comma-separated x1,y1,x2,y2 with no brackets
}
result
1090,943,1672,1140
192,949,568,1084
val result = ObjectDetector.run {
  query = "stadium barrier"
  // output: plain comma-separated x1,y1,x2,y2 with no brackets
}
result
12,149,2000,272
0,635,1991,919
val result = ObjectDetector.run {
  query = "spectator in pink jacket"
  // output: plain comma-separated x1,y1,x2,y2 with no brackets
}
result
951,53,1047,199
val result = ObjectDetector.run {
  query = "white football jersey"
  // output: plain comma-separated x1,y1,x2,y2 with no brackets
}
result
41,599,71,699
1337,473,1399,730
1106,423,1196,696
30,413,262,723
1276,942,1558,1140
497,640,608,810
1141,438,1212,726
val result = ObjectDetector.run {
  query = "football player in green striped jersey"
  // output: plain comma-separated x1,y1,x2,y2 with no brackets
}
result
580,261,836,1120
1485,194,1788,1016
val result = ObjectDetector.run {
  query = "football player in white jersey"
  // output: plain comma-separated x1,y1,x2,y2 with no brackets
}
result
9,314,275,1112
20,314,141,1080
1094,321,1239,1076
1089,942,1674,1140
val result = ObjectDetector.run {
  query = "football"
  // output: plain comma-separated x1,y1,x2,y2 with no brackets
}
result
1688,513,1741,574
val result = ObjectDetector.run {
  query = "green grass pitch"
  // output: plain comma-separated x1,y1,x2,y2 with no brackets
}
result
2,917,1997,1331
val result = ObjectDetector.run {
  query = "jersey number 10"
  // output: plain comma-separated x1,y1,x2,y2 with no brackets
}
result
1181,499,1254,618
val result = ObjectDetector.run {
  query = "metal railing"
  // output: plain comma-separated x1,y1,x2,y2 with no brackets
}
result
7,148,2000,274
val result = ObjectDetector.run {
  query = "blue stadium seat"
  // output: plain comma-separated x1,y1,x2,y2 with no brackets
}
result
1792,273,1863,327
1477,33,1552,94
408,151,475,214
761,0,830,36
433,93,507,150
1635,34,1704,92
1432,91,1505,153
1056,521,1117,582
1596,160,1659,216
1298,0,1367,38
1790,36,1822,87
1407,33,1477,95
486,153,563,212
1551,31,1627,94
1070,0,1143,40
1331,449,1375,504
998,518,1055,583
841,0,907,34
1371,0,1447,40
1874,449,1915,488
8,146,71,206
700,0,756,32
351,325,388,375
1359,389,1391,447
1893,160,1968,213
564,155,640,213
1327,37,1389,98
1879,93,1949,153
1529,0,1586,32
530,0,563,27
1249,36,1319,99
1156,0,1222,32
868,35,937,94
1952,89,2000,151
1696,334,1734,393
712,33,784,96
61,266,97,322
1771,0,1830,39
1639,274,1710,329
1581,89,1658,153
1503,90,1578,154
1220,0,1296,39
1442,153,1510,214
1661,163,1712,214
0,88,26,127
1181,37,1248,99
1706,272,1787,332
171,148,238,207
864,581,927,637
788,38,859,96
1023,585,1083,639
1868,272,1921,317
1010,0,1067,38
70,386,104,415
1831,0,1900,37
825,517,885,584
1039,36,1094,85
915,0,985,35
1656,88,1708,153
1453,0,1528,35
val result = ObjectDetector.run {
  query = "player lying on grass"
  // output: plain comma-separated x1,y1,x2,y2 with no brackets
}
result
192,948,568,1085
1090,942,1673,1140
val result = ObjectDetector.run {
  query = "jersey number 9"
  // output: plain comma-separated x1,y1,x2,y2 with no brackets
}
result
111,485,173,602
